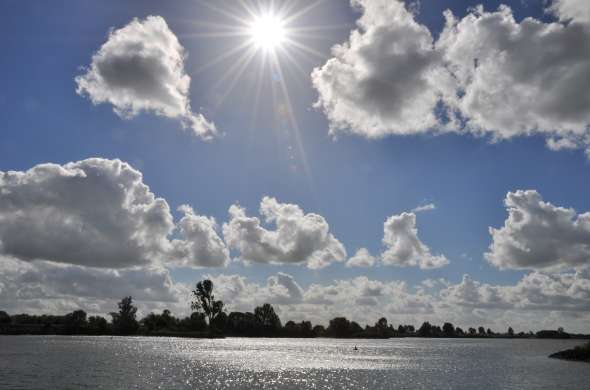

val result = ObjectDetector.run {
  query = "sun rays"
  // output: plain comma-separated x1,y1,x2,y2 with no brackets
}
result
187,0,331,100
175,0,347,188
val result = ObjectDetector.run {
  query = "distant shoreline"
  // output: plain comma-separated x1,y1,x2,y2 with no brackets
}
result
2,331,590,340
3,298,588,341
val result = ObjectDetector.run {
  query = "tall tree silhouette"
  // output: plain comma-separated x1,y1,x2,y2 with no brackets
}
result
110,296,139,335
191,279,224,332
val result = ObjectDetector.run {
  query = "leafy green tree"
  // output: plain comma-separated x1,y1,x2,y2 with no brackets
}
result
418,321,433,337
188,312,208,331
442,322,455,337
312,325,326,337
141,309,178,333
211,311,227,332
254,303,282,334
327,317,352,337
110,296,139,335
0,311,11,325
191,279,224,333
88,316,109,334
508,326,514,336
376,317,388,330
299,321,313,337
226,312,258,336
64,310,87,334
350,321,363,335
177,312,207,332
141,313,159,332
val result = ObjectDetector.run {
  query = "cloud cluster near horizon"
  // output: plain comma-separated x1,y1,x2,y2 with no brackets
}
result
4,252,588,332
3,159,589,275
0,158,449,272
75,16,217,140
313,0,590,154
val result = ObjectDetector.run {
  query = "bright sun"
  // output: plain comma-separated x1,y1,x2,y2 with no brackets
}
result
249,14,286,51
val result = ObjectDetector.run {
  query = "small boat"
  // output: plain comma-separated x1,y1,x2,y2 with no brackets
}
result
353,345,358,351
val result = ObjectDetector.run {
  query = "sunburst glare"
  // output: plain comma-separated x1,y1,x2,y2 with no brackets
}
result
181,0,347,186
248,13,286,51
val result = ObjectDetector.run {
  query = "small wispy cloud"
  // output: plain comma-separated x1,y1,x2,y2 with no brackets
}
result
411,203,436,213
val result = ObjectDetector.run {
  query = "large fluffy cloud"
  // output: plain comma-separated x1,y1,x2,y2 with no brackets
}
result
223,197,347,269
486,190,590,270
0,158,228,268
0,159,172,268
381,212,449,269
313,0,590,154
76,16,217,140
438,5,590,145
311,0,442,138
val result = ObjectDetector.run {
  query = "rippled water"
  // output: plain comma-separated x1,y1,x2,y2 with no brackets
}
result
1,336,588,389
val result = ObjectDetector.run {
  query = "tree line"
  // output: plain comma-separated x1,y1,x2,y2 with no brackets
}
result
0,279,581,339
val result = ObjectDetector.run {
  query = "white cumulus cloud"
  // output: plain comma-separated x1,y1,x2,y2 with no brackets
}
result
381,212,449,269
441,270,590,313
312,0,442,138
346,248,377,268
223,197,347,269
171,205,230,268
438,5,590,144
0,158,228,269
313,0,590,154
76,16,217,140
486,190,590,270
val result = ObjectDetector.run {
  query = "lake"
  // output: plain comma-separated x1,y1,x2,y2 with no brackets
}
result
0,336,588,389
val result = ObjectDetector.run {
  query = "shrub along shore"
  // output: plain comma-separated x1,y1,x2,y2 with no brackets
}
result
549,343,590,362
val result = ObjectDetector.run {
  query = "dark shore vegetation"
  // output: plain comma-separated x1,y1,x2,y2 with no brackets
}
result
549,343,590,362
1,280,588,341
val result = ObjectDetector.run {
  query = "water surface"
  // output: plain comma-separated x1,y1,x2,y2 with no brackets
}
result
1,336,588,389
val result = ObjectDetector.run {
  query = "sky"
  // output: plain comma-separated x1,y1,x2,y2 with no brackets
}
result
1,0,590,333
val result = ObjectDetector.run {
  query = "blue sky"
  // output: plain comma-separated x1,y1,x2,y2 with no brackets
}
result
1,0,590,331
